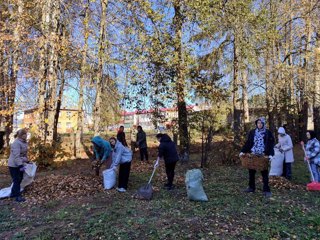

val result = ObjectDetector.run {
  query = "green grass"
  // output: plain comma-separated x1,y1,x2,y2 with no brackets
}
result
0,149,319,239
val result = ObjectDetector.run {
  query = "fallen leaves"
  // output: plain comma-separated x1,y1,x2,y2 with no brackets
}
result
24,174,103,205
269,176,304,190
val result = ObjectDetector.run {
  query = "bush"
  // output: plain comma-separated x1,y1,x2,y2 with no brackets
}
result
28,135,71,168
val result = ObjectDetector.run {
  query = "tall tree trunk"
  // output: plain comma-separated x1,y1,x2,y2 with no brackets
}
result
241,67,250,132
314,38,320,138
94,0,108,136
233,36,241,143
46,0,60,143
76,0,89,158
299,1,312,141
173,0,189,159
38,0,52,142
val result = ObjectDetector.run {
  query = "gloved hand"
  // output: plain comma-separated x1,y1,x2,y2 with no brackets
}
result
19,166,26,172
239,152,245,157
154,158,160,168
279,148,284,153
112,166,117,171
268,155,273,161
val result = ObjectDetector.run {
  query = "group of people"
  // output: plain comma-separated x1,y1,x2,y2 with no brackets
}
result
6,120,320,202
240,117,320,198
91,125,179,193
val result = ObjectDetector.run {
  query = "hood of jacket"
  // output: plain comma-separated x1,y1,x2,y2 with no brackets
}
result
160,134,172,143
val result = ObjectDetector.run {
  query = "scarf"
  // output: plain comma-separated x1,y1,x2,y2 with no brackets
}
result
251,128,266,155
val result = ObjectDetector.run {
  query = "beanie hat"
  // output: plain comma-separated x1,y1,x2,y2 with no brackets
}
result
278,127,286,134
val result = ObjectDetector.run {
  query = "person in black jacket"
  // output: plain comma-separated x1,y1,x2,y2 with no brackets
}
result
116,126,128,147
240,117,275,197
136,126,148,162
155,133,179,190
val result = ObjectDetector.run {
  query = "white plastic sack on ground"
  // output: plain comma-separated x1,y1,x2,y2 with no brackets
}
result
0,162,37,199
269,148,284,176
185,169,208,202
103,168,116,190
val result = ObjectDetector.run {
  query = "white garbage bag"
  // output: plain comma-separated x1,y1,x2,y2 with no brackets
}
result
269,148,284,176
0,162,37,199
103,168,116,190
185,169,208,202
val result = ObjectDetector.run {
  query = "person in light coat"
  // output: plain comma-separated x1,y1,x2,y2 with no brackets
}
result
109,137,133,192
8,129,29,202
275,127,294,180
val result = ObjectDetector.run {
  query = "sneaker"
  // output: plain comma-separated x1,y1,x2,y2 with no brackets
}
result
243,188,255,193
116,187,126,193
15,196,26,202
263,191,272,198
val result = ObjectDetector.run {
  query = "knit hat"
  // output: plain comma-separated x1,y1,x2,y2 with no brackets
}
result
278,127,286,134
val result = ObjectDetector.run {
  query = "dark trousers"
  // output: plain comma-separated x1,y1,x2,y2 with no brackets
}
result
165,161,177,186
248,169,270,192
9,167,23,198
284,163,292,180
139,147,148,161
118,161,131,189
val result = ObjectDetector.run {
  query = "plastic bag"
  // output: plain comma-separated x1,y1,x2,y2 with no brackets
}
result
269,148,284,176
185,169,208,202
103,168,116,190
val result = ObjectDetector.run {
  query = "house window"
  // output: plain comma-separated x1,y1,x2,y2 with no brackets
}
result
66,111,72,118
66,122,72,129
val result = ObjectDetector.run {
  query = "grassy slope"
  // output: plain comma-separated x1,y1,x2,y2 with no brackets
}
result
0,146,320,240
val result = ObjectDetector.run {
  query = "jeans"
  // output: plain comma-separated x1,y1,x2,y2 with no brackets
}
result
9,167,23,198
248,169,270,192
165,161,177,187
139,147,148,161
118,162,131,189
310,162,320,182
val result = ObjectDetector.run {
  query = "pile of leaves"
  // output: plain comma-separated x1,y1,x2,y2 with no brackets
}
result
269,176,304,190
24,174,103,205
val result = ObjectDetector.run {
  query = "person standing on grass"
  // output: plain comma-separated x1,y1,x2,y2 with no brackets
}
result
109,137,133,192
136,125,148,162
8,129,29,202
301,131,320,182
274,127,294,180
155,133,179,190
117,126,128,147
239,117,275,198
91,136,112,176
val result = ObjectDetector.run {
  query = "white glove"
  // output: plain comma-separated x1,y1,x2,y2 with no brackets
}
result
154,158,160,168
268,155,273,161
239,152,245,157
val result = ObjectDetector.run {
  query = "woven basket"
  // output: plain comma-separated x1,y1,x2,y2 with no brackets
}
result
240,154,269,171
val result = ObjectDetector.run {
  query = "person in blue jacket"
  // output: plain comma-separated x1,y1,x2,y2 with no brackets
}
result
91,136,112,176
239,117,275,198
109,137,133,192
155,133,179,190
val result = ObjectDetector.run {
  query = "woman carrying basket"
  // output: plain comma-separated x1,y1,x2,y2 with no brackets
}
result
239,117,275,198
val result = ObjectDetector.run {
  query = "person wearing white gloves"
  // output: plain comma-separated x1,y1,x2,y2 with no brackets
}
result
275,127,294,180
109,137,133,192
239,117,275,197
